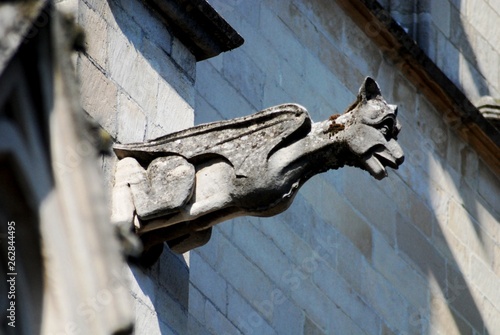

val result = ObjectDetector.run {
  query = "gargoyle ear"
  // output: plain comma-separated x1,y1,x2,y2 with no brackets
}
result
359,77,381,101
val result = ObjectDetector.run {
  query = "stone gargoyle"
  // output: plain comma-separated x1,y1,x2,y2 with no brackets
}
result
111,77,404,261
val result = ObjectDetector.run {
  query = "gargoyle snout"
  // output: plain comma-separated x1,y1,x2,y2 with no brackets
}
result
387,138,405,167
390,104,398,114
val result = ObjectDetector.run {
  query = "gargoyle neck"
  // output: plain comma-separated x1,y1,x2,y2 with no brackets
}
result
268,120,347,178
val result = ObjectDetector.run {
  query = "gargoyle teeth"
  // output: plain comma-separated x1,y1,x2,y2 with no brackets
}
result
374,150,398,169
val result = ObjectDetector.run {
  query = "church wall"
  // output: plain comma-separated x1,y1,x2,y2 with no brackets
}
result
190,1,499,334
75,0,196,333
72,0,499,334
427,0,500,100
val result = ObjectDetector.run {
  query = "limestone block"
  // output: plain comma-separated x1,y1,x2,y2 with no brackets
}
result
105,0,142,45
117,92,146,143
204,300,242,335
436,30,461,86
79,55,117,137
108,28,158,114
214,235,276,306
223,50,265,108
259,5,306,75
461,55,491,101
190,253,227,314
311,264,381,335
155,286,188,335
289,279,330,332
303,56,352,113
195,61,254,118
428,289,474,335
447,198,496,268
188,284,206,322
430,0,450,37
296,1,350,50
396,217,446,286
270,297,304,335
302,176,374,258
483,297,500,335
125,265,157,309
143,39,195,104
475,34,499,88
120,0,173,54
445,264,486,332
171,37,196,79
356,265,410,333
229,218,294,288
82,0,117,29
372,230,428,310
133,299,161,335
146,80,194,140
226,286,277,335
470,255,500,311
303,317,325,335
478,161,500,212
157,248,190,307
79,3,107,68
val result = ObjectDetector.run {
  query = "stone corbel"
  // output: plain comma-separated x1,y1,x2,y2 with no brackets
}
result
111,77,404,264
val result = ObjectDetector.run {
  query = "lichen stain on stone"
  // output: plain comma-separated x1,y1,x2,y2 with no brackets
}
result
325,114,345,135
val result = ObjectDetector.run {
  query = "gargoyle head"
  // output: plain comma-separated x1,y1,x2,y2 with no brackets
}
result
335,77,404,179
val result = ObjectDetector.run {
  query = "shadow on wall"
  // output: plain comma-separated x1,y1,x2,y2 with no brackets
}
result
129,247,190,334
104,0,193,333
107,0,195,94
192,0,499,334
385,0,498,333
386,0,492,99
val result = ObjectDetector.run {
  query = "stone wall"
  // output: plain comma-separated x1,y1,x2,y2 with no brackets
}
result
428,0,500,101
73,0,499,334
76,0,195,333
375,0,500,101
190,1,499,334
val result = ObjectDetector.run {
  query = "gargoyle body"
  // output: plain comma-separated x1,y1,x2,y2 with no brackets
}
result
111,78,404,259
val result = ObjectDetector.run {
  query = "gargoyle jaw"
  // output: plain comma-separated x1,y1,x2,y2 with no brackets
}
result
361,144,404,180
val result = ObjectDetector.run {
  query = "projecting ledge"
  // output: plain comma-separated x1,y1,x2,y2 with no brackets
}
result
144,0,244,61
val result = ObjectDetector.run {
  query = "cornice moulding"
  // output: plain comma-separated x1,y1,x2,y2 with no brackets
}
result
337,0,500,175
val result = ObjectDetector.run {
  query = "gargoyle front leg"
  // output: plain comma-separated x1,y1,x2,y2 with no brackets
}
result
138,157,236,233
111,157,143,229
131,155,196,222
111,157,145,256
112,155,196,224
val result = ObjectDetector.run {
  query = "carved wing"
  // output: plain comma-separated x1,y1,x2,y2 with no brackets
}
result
114,103,311,177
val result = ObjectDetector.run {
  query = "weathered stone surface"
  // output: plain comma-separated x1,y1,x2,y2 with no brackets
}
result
117,93,147,143
111,78,404,260
79,55,118,137
79,2,107,68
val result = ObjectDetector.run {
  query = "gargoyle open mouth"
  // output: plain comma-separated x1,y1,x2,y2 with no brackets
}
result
362,144,404,180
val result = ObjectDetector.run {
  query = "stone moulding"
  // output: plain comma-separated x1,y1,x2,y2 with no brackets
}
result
475,96,500,130
143,0,244,61
337,0,500,175
111,77,404,264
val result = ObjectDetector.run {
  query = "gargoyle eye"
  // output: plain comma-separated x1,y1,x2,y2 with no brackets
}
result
377,118,395,139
